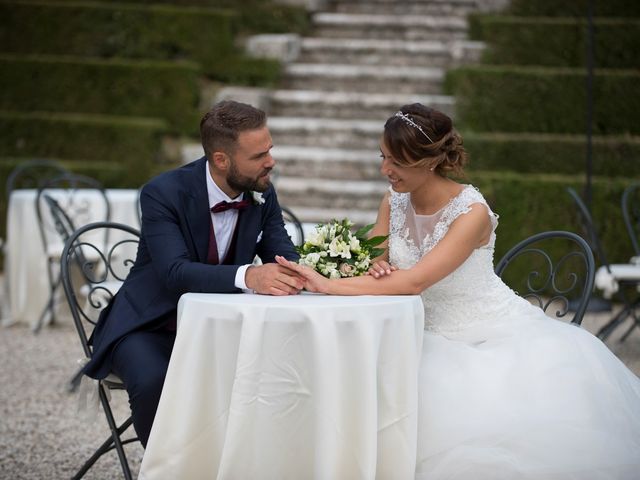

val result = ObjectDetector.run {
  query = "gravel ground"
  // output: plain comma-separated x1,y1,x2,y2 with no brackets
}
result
1,290,639,479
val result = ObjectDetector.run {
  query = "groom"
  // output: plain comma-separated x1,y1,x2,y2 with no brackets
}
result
82,100,303,446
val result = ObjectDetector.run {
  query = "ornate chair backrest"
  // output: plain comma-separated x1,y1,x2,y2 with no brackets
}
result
622,183,640,257
281,205,305,247
495,231,595,325
60,222,140,359
566,187,610,271
35,173,111,259
42,194,76,247
135,187,143,228
5,159,69,199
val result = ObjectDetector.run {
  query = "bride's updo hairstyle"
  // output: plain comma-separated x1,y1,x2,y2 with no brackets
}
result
383,103,467,176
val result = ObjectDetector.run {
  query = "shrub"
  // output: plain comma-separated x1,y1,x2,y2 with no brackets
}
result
0,54,200,134
446,66,640,135
0,110,166,165
506,0,640,17
463,132,640,177
469,15,640,69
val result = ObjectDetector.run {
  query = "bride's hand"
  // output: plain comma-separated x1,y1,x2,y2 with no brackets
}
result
275,256,330,293
368,260,397,278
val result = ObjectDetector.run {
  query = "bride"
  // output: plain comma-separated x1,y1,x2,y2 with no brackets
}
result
277,103,640,479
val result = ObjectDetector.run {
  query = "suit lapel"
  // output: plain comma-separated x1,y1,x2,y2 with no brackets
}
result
185,157,211,262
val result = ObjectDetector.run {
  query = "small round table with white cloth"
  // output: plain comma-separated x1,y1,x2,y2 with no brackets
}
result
139,292,425,480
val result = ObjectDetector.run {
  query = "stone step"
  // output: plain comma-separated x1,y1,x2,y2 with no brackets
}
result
245,34,484,68
282,205,378,226
269,116,383,149
282,63,443,94
332,0,480,16
179,142,384,181
275,175,388,210
268,89,455,119
272,144,382,180
312,12,468,41
298,37,450,67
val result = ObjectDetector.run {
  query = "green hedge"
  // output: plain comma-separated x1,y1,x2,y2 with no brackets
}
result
469,16,640,69
446,66,640,135
506,0,640,17
0,110,166,165
2,0,311,35
0,54,200,134
0,1,235,73
468,171,637,267
121,0,312,36
0,1,284,85
463,132,640,177
213,55,282,86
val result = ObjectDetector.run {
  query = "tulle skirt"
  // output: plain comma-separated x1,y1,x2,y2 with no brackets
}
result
416,308,640,480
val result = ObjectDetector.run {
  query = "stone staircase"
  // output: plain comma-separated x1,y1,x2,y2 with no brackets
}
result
184,0,490,226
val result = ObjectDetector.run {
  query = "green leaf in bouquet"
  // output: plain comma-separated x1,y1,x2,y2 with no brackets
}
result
370,247,386,259
365,235,388,247
355,223,374,239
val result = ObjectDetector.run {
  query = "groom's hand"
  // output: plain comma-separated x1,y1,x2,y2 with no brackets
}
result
245,263,305,296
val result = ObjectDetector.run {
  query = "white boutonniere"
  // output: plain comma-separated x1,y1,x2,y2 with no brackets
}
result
251,191,265,205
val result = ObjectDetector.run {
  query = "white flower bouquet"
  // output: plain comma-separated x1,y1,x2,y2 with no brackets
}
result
296,219,387,279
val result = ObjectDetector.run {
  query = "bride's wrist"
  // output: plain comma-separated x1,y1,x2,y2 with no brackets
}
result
324,278,335,295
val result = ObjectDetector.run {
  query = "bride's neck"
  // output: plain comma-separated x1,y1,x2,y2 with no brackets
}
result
410,176,462,215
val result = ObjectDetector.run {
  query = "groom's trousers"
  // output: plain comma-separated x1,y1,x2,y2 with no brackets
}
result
110,328,175,447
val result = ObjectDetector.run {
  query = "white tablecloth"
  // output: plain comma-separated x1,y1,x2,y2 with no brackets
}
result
3,188,139,327
139,292,425,480
595,264,640,298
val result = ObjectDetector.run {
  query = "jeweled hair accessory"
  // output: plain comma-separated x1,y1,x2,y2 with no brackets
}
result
394,111,433,143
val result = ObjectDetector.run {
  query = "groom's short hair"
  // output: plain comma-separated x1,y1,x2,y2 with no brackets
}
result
200,100,266,159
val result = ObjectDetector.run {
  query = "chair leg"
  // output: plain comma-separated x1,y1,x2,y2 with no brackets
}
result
596,290,640,342
72,386,135,480
620,308,640,342
71,433,116,480
33,270,62,333
596,306,631,341
98,386,134,480
32,297,53,333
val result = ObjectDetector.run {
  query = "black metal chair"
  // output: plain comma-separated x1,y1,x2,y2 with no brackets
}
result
5,159,69,199
281,205,305,247
135,187,143,228
495,230,595,325
622,182,640,257
32,194,77,332
61,221,141,480
3,160,70,317
566,187,640,339
35,173,111,330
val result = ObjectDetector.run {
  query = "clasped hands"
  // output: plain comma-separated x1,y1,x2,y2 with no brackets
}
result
245,262,306,296
247,256,398,295
246,257,399,296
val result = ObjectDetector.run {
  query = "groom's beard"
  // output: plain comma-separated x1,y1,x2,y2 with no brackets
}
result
227,159,272,193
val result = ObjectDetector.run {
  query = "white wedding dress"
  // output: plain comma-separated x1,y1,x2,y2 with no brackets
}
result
388,185,640,480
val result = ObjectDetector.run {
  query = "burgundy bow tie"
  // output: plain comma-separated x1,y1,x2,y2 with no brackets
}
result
211,199,250,213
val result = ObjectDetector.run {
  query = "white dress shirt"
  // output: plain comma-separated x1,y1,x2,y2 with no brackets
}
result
205,162,251,290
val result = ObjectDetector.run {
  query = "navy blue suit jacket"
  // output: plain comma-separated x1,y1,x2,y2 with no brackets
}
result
84,157,299,379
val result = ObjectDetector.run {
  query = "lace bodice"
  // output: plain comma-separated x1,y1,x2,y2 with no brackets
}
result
389,185,528,336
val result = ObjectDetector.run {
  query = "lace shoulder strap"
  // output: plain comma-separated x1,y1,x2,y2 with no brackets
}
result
447,185,489,219
388,188,409,236
427,185,496,252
